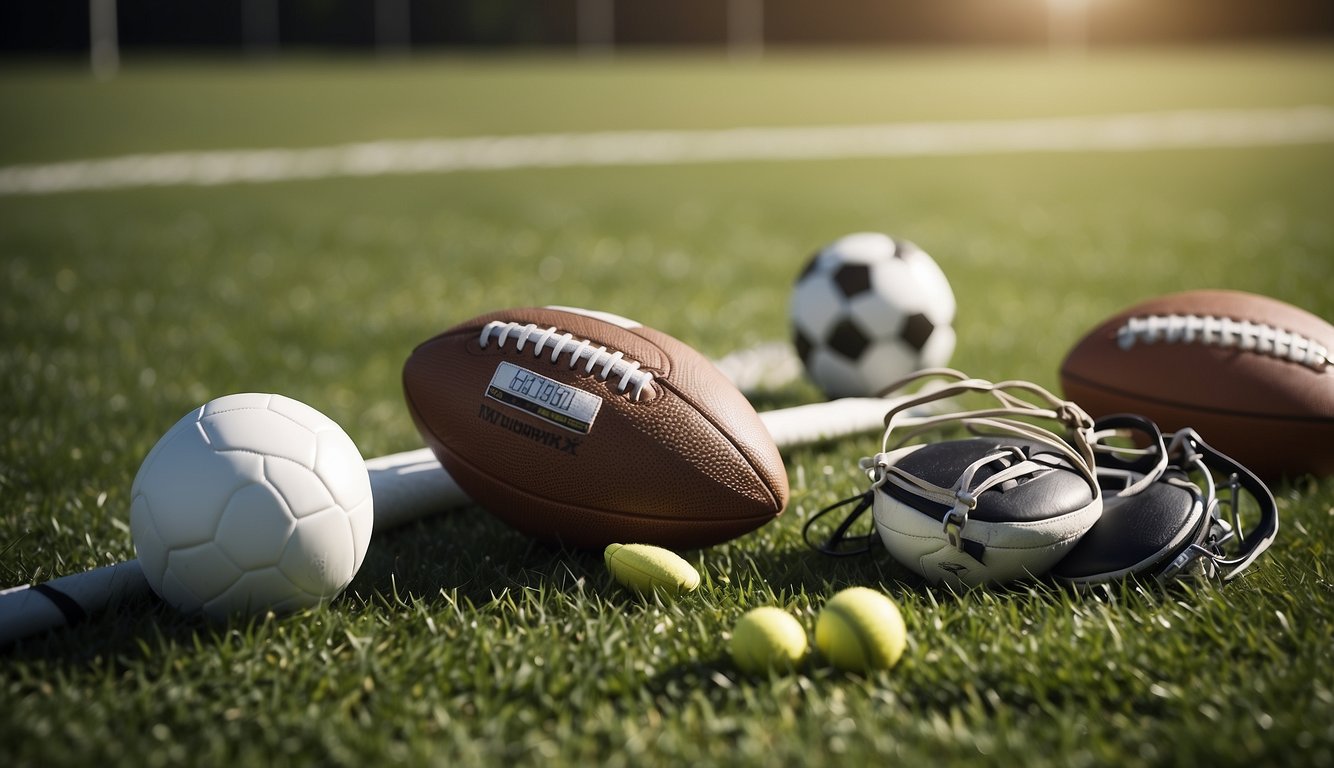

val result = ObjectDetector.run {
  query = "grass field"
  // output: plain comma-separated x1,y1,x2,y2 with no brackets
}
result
2,46,1333,767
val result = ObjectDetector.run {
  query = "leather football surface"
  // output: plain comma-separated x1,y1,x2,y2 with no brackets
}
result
1061,290,1333,479
403,306,789,549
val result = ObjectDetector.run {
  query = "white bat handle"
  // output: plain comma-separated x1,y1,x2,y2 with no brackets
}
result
365,449,468,531
0,560,149,643
761,397,893,449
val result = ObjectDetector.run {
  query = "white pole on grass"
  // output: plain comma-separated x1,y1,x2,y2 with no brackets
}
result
243,0,281,57
728,0,764,60
577,0,614,58
89,0,119,80
375,0,412,58
1046,0,1091,58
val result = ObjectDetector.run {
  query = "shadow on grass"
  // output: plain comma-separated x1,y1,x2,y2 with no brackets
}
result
349,507,611,607
347,499,924,609
3,500,1076,671
0,506,518,666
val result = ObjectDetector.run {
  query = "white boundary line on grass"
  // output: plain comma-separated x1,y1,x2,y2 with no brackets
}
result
2,106,1333,196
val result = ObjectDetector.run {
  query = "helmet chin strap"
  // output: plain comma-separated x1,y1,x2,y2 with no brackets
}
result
1162,428,1279,581
1072,415,1279,585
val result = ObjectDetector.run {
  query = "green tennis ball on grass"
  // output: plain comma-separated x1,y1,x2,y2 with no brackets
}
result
815,587,907,673
604,543,700,596
730,606,809,674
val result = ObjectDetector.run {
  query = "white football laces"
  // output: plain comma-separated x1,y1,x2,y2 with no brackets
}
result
1116,313,1329,372
479,320,656,401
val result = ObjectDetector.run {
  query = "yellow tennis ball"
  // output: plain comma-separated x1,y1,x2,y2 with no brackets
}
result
604,543,700,596
815,587,907,673
730,606,809,674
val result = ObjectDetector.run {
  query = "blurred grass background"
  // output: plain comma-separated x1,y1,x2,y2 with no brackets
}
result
2,47,1332,766
3,47,1334,162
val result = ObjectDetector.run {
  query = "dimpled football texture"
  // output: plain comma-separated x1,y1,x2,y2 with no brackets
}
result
403,306,789,549
1060,290,1334,479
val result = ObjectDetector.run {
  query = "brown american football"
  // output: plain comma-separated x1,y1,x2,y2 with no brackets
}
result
403,306,789,549
1060,289,1333,480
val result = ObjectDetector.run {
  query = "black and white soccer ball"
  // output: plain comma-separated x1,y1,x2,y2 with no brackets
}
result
790,233,956,398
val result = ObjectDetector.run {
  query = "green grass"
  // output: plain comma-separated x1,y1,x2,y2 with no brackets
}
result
2,47,1333,767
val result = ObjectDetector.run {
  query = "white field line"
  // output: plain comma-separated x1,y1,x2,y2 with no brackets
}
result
2,106,1333,196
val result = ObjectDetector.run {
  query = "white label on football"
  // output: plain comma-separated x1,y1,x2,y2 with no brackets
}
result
486,361,602,434
545,305,642,330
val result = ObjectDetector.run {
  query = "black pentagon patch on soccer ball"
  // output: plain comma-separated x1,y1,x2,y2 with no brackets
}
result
901,312,935,352
794,328,814,365
828,318,871,359
832,263,872,298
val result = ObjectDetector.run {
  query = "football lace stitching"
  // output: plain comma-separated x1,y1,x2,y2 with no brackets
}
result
478,320,656,400
1116,313,1329,372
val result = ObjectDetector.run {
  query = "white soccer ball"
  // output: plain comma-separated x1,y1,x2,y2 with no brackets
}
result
130,393,374,620
790,232,956,398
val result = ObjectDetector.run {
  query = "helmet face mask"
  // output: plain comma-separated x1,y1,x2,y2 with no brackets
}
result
1054,418,1278,587
804,372,1278,590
